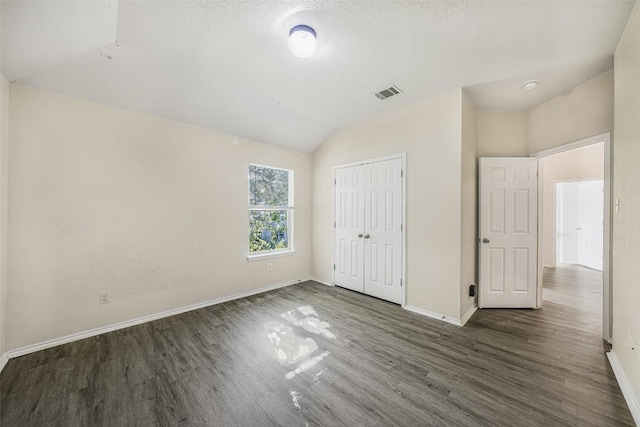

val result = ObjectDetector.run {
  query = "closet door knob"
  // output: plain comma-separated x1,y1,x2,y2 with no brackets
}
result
358,233,363,238
364,234,370,239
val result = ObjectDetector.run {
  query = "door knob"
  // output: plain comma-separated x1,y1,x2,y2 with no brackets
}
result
482,238,490,243
364,234,370,239
358,233,363,238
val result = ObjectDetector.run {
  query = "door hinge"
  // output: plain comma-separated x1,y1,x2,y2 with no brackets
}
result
334,221,336,228
333,264,336,270
401,224,403,231
401,170,404,178
334,179,337,185
400,278,403,286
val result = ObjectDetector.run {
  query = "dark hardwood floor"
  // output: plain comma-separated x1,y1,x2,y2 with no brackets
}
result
1,268,633,426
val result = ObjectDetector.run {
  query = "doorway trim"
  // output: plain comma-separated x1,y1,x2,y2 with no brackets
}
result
531,132,611,342
332,153,407,306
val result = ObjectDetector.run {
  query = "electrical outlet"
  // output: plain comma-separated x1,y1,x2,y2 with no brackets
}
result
267,263,273,272
99,292,110,305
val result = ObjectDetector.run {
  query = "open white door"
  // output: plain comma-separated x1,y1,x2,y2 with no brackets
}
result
479,157,538,308
334,165,365,293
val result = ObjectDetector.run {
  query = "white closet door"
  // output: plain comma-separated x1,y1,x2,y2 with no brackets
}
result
334,165,365,292
364,159,403,304
577,180,604,271
558,182,580,264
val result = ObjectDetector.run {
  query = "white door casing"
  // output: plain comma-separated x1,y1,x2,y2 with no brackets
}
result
334,165,365,293
334,156,404,305
479,157,538,308
531,133,611,342
364,159,403,304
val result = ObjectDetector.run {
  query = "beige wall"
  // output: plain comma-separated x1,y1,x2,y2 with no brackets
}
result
460,91,477,316
477,71,612,158
613,1,640,408
7,84,312,351
477,110,528,157
0,75,8,357
540,144,604,267
0,49,624,356
528,70,613,154
312,89,465,320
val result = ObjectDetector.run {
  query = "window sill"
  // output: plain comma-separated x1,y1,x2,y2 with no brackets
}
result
246,250,296,262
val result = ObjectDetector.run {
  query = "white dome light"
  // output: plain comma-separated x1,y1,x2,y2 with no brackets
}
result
522,80,539,90
288,25,317,58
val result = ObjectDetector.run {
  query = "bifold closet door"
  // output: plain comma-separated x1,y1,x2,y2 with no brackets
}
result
334,158,403,304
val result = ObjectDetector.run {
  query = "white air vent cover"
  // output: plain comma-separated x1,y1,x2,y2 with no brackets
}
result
374,85,403,100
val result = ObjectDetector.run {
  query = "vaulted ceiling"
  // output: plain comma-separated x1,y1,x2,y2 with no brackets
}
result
1,1,635,152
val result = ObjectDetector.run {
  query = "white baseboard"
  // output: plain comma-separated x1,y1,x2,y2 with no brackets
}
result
404,305,463,327
607,351,640,425
460,304,478,326
5,278,304,359
0,353,8,373
308,276,333,286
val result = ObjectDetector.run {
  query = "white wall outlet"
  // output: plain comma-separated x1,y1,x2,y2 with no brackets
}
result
99,292,110,305
267,263,273,272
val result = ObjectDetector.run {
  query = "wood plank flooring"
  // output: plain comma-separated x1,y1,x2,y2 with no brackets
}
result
1,268,634,426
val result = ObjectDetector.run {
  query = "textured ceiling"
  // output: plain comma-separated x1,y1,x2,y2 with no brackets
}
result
1,1,635,152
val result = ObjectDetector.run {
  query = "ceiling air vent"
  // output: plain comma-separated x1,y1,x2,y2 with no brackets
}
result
374,85,403,100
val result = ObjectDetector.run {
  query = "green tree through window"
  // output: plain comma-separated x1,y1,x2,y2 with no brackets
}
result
248,165,293,253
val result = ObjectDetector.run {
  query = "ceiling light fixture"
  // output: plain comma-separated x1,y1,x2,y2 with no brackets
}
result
288,25,317,58
522,80,539,90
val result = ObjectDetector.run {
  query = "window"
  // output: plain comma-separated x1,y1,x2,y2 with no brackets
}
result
248,164,294,257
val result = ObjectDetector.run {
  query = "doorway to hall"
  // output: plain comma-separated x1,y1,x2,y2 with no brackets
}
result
535,136,608,341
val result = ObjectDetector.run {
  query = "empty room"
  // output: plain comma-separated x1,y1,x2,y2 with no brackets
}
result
1,1,639,426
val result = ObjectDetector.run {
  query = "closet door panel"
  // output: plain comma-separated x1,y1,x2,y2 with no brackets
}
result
364,159,403,304
334,165,365,292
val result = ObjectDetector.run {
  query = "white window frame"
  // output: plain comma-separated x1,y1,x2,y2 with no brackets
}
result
247,164,295,261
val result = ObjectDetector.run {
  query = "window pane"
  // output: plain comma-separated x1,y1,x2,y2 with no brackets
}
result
249,210,288,253
249,165,289,207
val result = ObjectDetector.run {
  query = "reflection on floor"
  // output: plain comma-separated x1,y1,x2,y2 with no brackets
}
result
1,278,634,426
264,304,334,382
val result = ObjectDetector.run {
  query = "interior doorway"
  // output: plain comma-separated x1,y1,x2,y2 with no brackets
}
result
532,133,610,342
